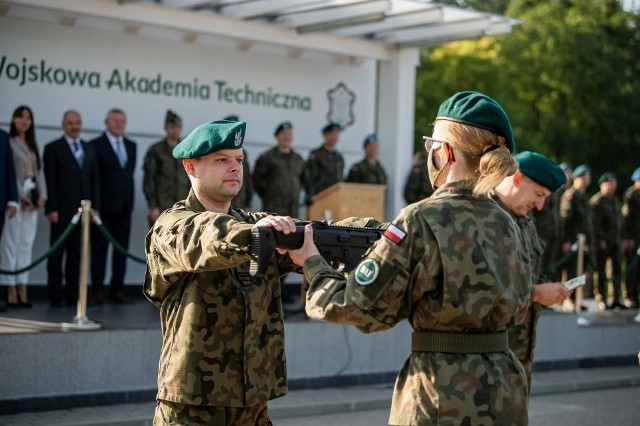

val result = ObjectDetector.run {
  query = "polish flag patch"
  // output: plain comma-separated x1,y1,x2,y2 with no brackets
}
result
383,224,406,244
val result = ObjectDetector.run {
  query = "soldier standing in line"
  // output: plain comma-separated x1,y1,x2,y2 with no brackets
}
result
493,151,570,400
253,121,305,217
344,133,388,185
402,150,434,204
591,172,626,310
142,110,190,226
559,164,595,311
533,184,562,280
144,120,302,425
303,122,344,205
285,92,532,425
253,121,306,309
225,115,253,210
622,167,640,309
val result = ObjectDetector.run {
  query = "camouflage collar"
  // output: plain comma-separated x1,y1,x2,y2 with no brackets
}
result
185,189,206,213
431,180,474,199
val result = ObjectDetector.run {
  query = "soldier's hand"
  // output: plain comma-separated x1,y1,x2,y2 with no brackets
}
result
283,224,320,267
255,215,296,234
532,283,571,307
5,205,17,218
562,242,571,253
47,211,59,224
148,208,161,223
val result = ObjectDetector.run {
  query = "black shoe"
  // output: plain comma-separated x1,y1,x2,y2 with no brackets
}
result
7,301,20,308
18,295,32,309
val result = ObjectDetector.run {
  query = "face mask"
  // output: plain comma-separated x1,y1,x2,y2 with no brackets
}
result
427,147,445,190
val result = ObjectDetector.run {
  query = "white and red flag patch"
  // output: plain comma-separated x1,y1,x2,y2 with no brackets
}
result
383,224,406,244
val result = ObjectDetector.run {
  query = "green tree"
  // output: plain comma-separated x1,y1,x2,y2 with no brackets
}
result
414,0,640,183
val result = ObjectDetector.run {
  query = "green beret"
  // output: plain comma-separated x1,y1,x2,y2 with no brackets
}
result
165,109,181,124
173,120,245,159
223,114,239,121
436,91,515,153
322,122,341,133
597,172,616,185
515,151,566,192
573,164,590,178
274,121,292,136
632,167,640,182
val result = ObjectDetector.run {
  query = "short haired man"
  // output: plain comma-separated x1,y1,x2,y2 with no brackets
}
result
345,133,388,185
145,120,300,425
493,151,570,397
142,110,190,225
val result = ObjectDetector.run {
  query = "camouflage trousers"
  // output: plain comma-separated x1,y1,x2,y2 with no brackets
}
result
153,400,273,426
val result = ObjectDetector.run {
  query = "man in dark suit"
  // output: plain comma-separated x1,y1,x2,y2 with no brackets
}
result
43,110,100,307
90,108,136,305
0,128,18,312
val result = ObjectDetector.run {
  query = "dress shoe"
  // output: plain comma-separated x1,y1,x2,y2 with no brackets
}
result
6,301,20,308
93,291,107,306
111,292,135,305
18,295,32,309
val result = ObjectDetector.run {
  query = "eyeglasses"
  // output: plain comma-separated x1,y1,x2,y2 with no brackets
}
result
423,136,447,152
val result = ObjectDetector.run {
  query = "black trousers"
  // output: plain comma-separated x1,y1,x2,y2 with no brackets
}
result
47,221,81,303
91,209,131,295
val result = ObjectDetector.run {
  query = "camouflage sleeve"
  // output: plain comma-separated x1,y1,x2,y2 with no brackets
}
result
304,209,431,333
590,196,605,242
142,146,158,209
149,211,255,275
302,157,318,197
559,191,574,244
242,151,253,206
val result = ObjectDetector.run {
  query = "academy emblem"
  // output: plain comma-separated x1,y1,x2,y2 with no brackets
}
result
354,259,380,286
327,82,355,130
234,130,243,146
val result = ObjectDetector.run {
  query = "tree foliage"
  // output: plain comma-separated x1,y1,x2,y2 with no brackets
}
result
414,0,640,184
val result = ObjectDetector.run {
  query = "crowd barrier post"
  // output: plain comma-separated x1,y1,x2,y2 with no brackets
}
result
62,200,101,331
575,233,586,314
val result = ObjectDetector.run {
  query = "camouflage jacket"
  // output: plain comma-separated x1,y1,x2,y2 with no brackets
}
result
252,147,305,217
344,159,387,185
231,148,253,210
403,151,434,204
142,139,191,211
144,190,299,408
303,145,344,198
493,194,545,387
590,191,622,246
560,187,594,246
304,181,532,425
622,185,640,241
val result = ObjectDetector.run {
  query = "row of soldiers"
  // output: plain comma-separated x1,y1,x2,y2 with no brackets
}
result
532,164,640,310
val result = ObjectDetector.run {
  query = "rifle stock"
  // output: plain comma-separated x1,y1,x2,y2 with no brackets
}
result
249,223,384,277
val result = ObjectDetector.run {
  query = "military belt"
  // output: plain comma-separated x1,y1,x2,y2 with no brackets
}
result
411,330,508,353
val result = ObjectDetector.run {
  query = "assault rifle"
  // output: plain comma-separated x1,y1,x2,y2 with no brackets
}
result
249,222,385,277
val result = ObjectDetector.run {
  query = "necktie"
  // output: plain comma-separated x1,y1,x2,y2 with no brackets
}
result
116,138,126,168
73,141,84,167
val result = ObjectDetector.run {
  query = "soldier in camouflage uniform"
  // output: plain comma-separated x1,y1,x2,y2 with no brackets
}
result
253,121,305,217
143,110,190,225
493,151,570,398
285,92,533,425
345,133,388,185
224,115,253,210
590,172,626,309
533,189,562,279
403,151,434,204
560,164,596,310
302,123,344,204
144,120,301,426
622,167,640,308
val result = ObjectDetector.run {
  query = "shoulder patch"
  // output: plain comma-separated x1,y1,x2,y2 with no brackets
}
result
383,224,407,244
354,259,380,286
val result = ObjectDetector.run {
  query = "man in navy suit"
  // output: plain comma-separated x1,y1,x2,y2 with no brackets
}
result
90,108,136,305
43,110,100,307
0,128,18,312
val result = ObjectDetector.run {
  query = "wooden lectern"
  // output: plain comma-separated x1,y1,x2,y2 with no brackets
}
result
307,182,386,222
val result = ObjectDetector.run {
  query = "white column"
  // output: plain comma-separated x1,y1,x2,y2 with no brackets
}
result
376,47,420,221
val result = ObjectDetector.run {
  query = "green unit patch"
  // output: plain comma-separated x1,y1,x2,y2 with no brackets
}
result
354,259,380,286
